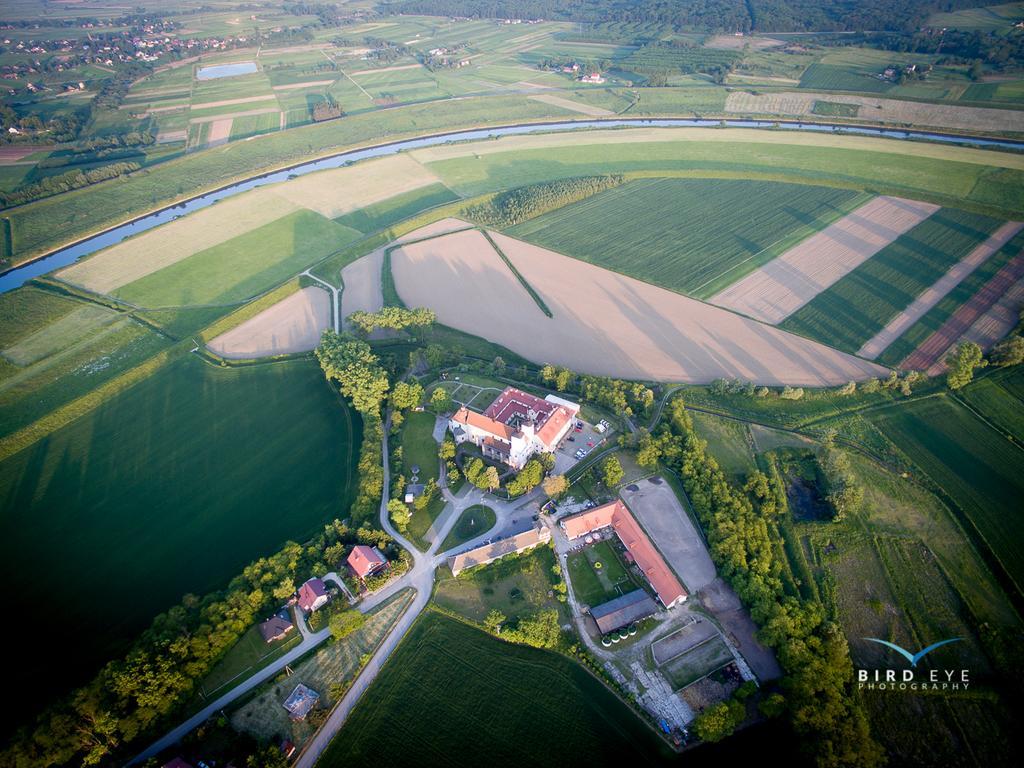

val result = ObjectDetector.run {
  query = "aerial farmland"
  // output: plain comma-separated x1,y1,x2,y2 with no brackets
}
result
1,1,1024,767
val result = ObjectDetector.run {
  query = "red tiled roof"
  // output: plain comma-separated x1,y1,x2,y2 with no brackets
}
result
561,500,687,607
452,406,513,441
536,405,572,448
297,578,327,611
348,545,387,578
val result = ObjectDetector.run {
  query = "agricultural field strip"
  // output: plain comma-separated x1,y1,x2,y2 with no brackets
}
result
858,221,1024,358
528,93,615,116
392,227,887,385
56,154,443,296
189,94,279,110
272,80,336,91
207,286,331,359
410,127,1024,172
902,253,1024,372
961,276,1024,353
189,107,281,125
710,197,940,324
725,91,1024,134
57,192,300,294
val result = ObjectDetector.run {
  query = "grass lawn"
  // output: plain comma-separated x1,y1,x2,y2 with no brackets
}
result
407,492,447,552
780,208,1004,353
399,409,439,484
508,178,869,298
567,539,637,606
0,355,359,714
689,410,756,483
0,286,79,348
114,209,361,307
317,610,678,767
199,613,302,699
959,367,1024,444
864,394,1024,596
435,543,563,623
439,504,497,552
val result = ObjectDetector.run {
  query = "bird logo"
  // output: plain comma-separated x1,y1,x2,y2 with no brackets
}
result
864,638,962,667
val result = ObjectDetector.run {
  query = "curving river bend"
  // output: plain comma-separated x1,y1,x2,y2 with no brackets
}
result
2,117,1022,294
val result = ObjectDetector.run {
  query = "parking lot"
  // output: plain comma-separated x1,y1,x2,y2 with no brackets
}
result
553,417,612,474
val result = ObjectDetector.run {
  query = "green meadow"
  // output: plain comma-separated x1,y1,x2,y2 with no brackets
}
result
0,355,359,707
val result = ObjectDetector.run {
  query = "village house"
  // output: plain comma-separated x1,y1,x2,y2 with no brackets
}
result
297,577,329,613
579,72,605,84
257,609,294,643
348,544,389,581
449,387,579,470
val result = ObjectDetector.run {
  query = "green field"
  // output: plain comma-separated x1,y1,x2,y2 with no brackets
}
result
958,367,1024,444
928,2,1024,30
318,611,677,767
0,355,359,708
689,410,756,482
114,209,360,307
864,395,1024,594
780,208,1004,353
799,63,894,93
508,178,870,297
334,183,459,234
876,226,1024,366
439,504,497,552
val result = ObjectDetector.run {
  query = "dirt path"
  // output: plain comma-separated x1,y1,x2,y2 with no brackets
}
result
902,252,1024,372
858,221,1024,359
191,94,278,110
189,107,280,124
710,196,939,324
272,79,336,90
207,286,331,358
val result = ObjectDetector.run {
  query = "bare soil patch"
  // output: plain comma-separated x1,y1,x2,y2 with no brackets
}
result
711,196,939,324
902,253,1024,372
349,63,424,76
272,80,335,91
858,221,1024,358
207,118,234,147
191,94,278,110
207,286,330,358
270,154,440,218
391,228,888,385
340,251,384,327
189,107,280,124
961,276,1024,353
529,93,614,116
726,91,1024,134
705,34,782,50
0,145,45,163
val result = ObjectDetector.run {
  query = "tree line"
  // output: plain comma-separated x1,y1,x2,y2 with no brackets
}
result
0,161,140,208
639,396,884,764
464,175,625,228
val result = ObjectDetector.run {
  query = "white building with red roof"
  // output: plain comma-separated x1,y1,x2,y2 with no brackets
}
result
297,578,329,613
449,387,579,470
347,544,389,580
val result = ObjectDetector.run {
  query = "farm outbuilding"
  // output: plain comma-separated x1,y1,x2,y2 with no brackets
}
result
282,683,320,721
591,589,658,634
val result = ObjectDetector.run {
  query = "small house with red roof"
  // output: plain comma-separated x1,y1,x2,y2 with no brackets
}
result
348,545,389,581
297,578,329,613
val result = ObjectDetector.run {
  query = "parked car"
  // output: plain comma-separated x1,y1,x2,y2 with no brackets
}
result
567,436,576,442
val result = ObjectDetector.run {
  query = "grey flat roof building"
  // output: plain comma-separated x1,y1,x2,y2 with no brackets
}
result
591,589,658,634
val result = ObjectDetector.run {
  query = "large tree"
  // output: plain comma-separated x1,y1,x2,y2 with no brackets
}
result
945,341,986,390
315,331,390,414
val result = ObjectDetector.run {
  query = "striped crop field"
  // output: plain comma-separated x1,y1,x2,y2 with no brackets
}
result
508,178,870,298
779,208,1004,353
865,395,1024,595
877,226,1024,367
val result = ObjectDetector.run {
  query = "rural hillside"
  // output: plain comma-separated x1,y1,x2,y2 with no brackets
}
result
1,1,1023,768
